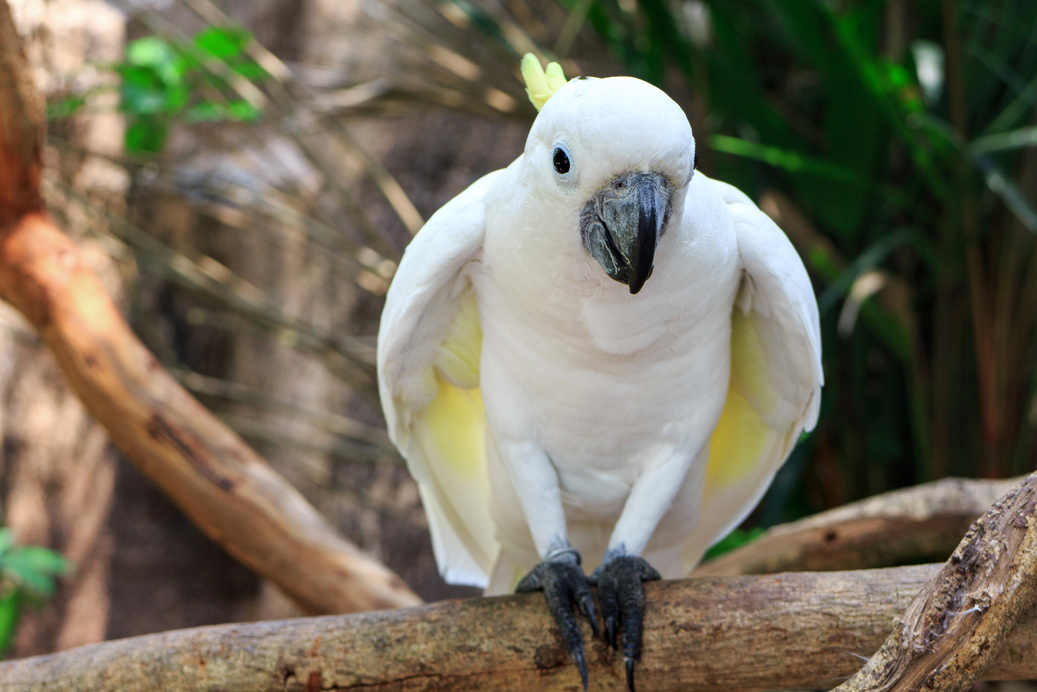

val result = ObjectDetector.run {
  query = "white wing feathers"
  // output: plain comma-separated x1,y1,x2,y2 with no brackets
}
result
377,171,501,586
683,178,823,571
720,179,823,434
378,171,495,425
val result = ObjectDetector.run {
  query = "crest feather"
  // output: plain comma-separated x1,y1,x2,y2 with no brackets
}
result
521,53,568,111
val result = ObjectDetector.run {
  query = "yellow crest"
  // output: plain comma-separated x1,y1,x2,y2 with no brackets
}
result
521,53,568,112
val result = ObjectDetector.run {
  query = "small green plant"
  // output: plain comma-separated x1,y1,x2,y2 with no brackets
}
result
49,25,267,154
116,26,266,153
0,528,72,657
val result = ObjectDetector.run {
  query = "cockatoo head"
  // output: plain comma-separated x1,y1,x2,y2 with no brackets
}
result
524,76,696,294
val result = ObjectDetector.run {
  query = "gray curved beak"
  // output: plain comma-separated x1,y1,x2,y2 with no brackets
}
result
580,171,673,294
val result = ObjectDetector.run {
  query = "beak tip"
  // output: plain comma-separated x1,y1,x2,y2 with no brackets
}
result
627,264,653,295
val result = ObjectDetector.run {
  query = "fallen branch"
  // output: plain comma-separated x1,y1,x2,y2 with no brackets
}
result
695,476,1019,577
2,564,1035,691
834,469,1037,691
0,0,418,615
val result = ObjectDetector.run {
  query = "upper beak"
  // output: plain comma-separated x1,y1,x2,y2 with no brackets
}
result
580,171,673,294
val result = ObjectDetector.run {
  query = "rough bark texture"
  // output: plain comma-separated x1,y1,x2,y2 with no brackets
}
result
5,564,1037,692
0,0,419,616
833,470,1037,691
695,476,1019,577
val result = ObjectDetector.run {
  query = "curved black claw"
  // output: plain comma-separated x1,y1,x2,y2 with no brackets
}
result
589,555,661,692
517,555,597,690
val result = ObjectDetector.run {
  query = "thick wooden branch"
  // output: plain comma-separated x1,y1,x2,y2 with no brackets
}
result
0,0,419,615
835,470,1037,691
695,476,1019,577
2,564,1036,691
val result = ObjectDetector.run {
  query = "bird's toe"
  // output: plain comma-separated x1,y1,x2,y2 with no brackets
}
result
517,555,596,690
589,555,661,692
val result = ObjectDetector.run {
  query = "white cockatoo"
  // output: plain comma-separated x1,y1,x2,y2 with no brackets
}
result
378,56,822,690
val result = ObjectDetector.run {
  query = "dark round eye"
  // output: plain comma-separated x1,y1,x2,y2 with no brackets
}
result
552,147,571,175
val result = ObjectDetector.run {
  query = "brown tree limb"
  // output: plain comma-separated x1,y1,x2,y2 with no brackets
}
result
0,0,43,220
0,0,419,614
694,476,1020,577
834,469,1037,691
4,564,1037,691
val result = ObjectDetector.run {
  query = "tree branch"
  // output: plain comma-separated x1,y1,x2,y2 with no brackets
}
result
834,470,1037,691
0,0,419,615
695,476,1019,577
0,0,43,220
2,564,1035,691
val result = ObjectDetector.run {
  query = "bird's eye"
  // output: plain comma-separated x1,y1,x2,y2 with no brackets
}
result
552,147,571,175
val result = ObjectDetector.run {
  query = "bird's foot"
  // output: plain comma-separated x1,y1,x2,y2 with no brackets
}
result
516,549,597,690
589,555,661,692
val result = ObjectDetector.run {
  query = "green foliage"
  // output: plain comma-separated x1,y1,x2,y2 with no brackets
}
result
117,26,265,153
702,527,766,561
0,528,71,657
573,0,1037,514
50,25,267,153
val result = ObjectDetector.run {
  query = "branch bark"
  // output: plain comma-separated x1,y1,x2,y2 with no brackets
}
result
2,564,1035,691
834,470,1037,691
694,476,1019,577
0,0,419,615
0,0,43,221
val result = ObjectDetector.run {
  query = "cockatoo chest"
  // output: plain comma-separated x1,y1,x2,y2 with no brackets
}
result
472,221,741,498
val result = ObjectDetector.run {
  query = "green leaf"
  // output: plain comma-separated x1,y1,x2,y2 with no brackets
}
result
47,94,88,121
230,60,267,81
194,26,266,82
1,554,57,598
116,64,170,115
124,118,168,153
0,592,20,658
709,135,868,187
968,125,1037,155
0,530,13,557
194,26,249,60
227,100,261,121
702,527,766,561
125,36,186,86
184,101,223,122
6,547,71,579
971,155,1037,234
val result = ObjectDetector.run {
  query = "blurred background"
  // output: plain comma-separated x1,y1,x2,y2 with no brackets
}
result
2,0,1035,665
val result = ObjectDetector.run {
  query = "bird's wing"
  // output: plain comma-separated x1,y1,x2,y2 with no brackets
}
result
378,171,501,587
682,178,823,571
